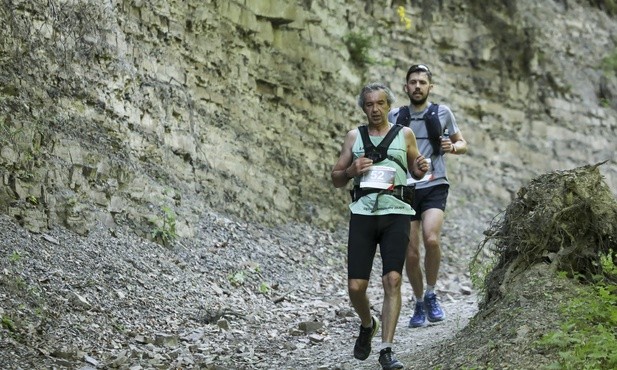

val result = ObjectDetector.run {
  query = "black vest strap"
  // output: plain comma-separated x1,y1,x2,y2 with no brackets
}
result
395,104,442,156
358,124,406,172
353,124,414,209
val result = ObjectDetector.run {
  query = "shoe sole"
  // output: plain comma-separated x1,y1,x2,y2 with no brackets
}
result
372,315,380,337
382,364,405,370
409,321,427,328
427,315,445,322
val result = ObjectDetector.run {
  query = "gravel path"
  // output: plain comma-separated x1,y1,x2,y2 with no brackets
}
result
0,195,494,369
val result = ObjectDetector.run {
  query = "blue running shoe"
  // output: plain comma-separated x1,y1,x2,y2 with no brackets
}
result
408,301,426,328
424,292,445,322
378,347,404,370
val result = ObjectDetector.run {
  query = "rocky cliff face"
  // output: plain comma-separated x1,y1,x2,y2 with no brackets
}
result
0,0,615,239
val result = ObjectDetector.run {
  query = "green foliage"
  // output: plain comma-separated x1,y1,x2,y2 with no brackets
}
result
0,118,43,173
469,258,493,292
1,315,16,332
227,264,268,294
343,32,373,67
601,49,617,75
610,0,617,15
26,195,39,205
470,224,500,294
258,282,270,294
9,251,21,263
537,269,617,370
151,206,177,246
587,0,617,16
600,249,617,275
228,270,246,286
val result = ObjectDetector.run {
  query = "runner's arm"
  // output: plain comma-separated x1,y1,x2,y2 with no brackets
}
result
404,127,429,179
331,130,358,188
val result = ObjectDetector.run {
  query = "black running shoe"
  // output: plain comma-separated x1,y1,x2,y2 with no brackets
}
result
353,315,379,360
378,347,404,369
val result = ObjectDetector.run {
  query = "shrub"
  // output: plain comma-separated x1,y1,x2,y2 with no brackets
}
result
343,32,373,67
538,249,617,369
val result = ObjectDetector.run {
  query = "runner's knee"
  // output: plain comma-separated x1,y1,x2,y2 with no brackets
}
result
424,233,441,249
348,279,368,295
382,272,402,291
406,246,421,263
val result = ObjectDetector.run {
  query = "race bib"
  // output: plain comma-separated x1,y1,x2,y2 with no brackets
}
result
360,166,396,190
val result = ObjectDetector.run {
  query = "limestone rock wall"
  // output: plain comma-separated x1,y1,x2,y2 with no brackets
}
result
0,0,615,238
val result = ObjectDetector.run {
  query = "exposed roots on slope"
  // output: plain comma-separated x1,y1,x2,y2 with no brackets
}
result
474,161,617,308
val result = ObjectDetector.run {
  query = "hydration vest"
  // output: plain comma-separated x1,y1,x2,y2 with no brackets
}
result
351,124,415,207
395,103,442,155
357,124,406,172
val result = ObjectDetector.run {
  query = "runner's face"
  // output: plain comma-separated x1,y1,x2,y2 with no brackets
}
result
404,72,432,105
362,90,390,126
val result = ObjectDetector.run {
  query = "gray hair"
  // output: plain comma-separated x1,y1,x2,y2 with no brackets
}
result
357,83,396,108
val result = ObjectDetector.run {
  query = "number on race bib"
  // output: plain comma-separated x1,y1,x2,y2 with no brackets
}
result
360,166,396,190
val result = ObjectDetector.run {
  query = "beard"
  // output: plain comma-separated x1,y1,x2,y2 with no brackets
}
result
410,93,428,106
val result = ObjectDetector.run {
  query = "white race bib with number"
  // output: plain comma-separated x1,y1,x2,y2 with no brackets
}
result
360,166,396,190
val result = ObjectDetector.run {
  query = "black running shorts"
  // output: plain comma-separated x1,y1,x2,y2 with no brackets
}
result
347,213,410,280
409,184,449,221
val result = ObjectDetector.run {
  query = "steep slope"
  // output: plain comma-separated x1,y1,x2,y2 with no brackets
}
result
0,0,615,239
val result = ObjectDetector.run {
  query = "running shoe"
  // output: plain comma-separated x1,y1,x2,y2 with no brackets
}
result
353,315,380,360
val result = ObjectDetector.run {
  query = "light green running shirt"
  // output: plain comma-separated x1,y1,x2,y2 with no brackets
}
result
349,125,415,216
